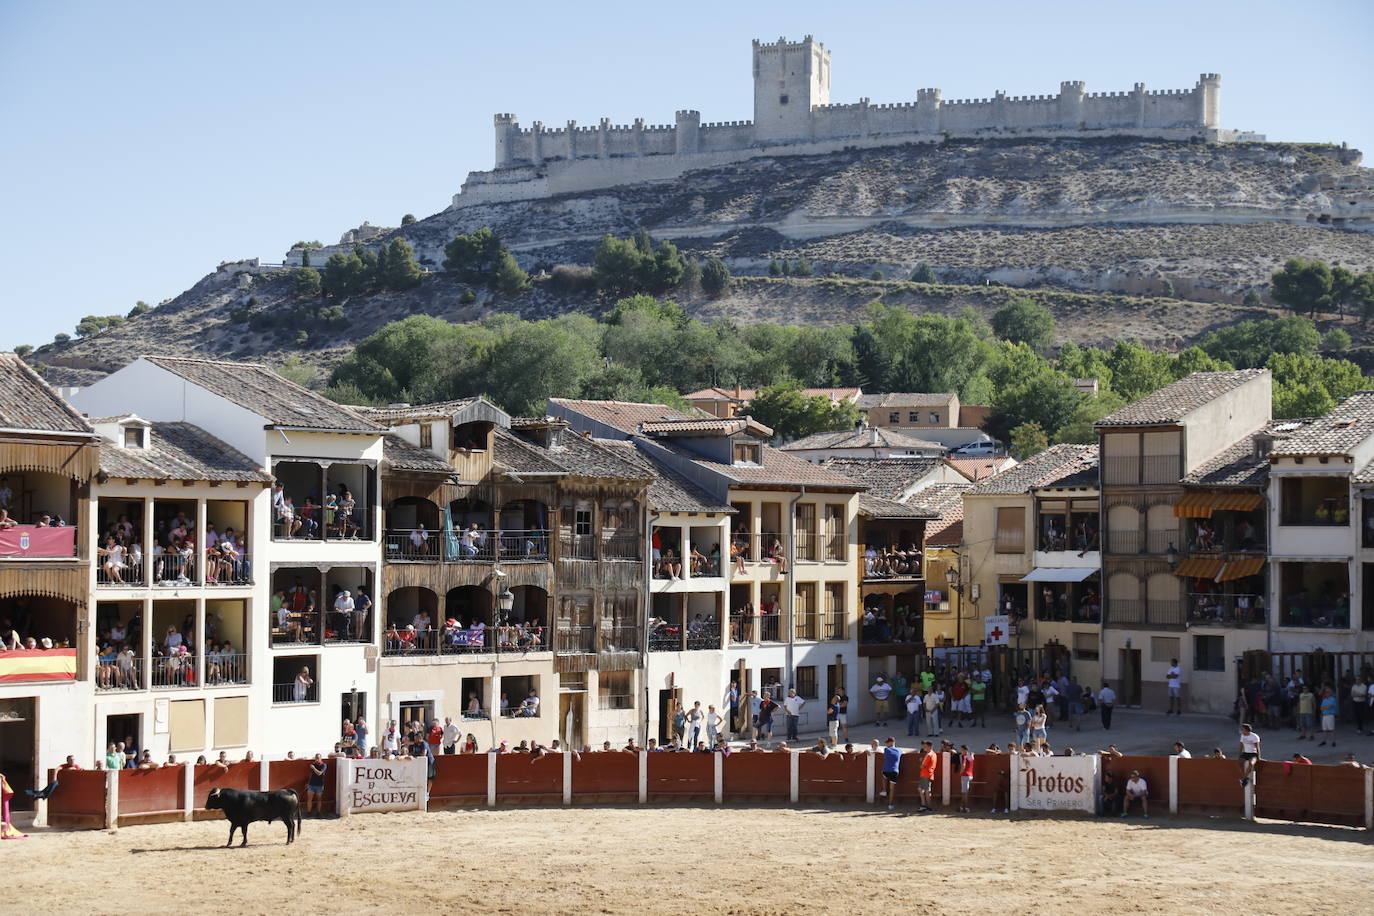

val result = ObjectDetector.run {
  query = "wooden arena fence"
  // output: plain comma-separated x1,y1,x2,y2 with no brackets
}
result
40,751,1374,831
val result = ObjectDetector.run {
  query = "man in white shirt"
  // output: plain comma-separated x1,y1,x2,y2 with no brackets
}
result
870,677,893,727
904,689,923,737
334,590,355,637
1099,682,1117,730
521,691,540,717
1172,741,1191,758
1165,658,1183,716
783,688,806,741
442,716,462,754
1122,770,1149,818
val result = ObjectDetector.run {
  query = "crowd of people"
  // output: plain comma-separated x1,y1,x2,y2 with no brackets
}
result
271,580,372,643
382,616,544,653
273,482,361,540
96,509,250,587
1237,669,1374,741
862,543,922,578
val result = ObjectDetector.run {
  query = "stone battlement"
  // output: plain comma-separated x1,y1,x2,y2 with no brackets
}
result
459,37,1250,208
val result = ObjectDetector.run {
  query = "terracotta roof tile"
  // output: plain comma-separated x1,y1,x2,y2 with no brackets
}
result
358,398,483,423
784,427,946,452
0,353,93,435
857,392,958,409
967,444,1099,496
919,483,972,546
144,356,383,432
382,435,452,473
595,440,734,514
1268,392,1374,456
818,457,945,500
1096,369,1269,428
641,417,774,438
98,422,269,482
547,398,706,433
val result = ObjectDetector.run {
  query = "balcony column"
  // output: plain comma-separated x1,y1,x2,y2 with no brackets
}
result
142,498,154,585
319,462,329,539
195,499,207,586
195,595,206,686
141,595,153,689
679,524,691,581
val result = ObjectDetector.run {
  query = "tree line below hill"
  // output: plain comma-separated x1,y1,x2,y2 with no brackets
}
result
324,295,1364,455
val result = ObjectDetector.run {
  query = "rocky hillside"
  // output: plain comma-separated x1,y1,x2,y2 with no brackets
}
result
32,137,1374,385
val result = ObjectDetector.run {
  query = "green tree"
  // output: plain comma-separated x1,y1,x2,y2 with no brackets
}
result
632,227,654,256
1106,341,1178,400
443,228,505,282
990,297,1056,351
646,240,684,292
459,288,477,305
276,355,316,387
292,240,324,250
380,238,423,290
1329,266,1357,319
128,301,151,318
491,250,530,296
321,252,370,298
1353,273,1374,326
1054,390,1128,444
745,381,858,440
74,315,125,337
1270,258,1334,318
401,213,417,225
1009,422,1050,459
1242,289,1263,307
794,257,813,278
592,235,647,299
1197,316,1319,368
1322,327,1352,353
54,333,70,343
681,257,702,293
14,345,33,358
1268,351,1366,419
1054,341,1114,392
700,258,732,298
603,294,687,328
769,260,784,278
869,269,885,281
484,317,602,414
911,263,937,284
294,266,323,298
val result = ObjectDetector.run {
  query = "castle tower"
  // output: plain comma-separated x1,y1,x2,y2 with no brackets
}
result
493,113,519,167
1057,81,1085,129
1197,73,1221,128
752,35,830,143
675,110,701,154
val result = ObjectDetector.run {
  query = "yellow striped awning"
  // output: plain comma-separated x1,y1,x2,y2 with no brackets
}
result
1213,492,1262,512
1174,557,1225,579
1217,556,1265,581
1174,491,1263,517
1174,493,1219,518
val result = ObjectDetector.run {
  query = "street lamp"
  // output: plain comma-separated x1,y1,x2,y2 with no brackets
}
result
497,586,515,623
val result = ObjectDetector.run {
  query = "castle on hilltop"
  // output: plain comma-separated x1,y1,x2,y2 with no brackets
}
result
451,36,1259,208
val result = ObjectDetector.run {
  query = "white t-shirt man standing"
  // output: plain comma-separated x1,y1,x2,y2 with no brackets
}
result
1165,659,1183,716
870,677,894,727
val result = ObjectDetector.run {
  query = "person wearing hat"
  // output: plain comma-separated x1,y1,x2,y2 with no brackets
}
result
1122,769,1148,818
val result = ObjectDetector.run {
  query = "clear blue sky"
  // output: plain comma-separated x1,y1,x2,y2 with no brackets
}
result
2,0,1370,352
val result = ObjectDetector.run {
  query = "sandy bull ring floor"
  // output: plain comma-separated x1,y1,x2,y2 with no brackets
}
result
5,806,1372,914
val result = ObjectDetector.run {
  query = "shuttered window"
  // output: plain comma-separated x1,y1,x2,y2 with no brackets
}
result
995,507,1025,553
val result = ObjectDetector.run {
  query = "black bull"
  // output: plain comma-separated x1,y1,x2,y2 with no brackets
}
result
204,787,302,847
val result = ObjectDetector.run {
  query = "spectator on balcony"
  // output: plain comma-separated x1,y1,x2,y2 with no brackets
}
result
352,586,372,640
460,523,480,557
333,590,355,638
0,509,14,531
658,547,683,580
409,524,431,557
277,495,301,538
98,536,127,584
293,666,314,702
337,490,357,538
688,543,708,576
764,537,787,573
413,608,432,635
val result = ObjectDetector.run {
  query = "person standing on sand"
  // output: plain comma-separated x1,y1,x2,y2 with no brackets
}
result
1098,683,1116,730
878,736,904,811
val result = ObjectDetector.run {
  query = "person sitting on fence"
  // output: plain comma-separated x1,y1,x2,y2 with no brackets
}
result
1121,770,1148,818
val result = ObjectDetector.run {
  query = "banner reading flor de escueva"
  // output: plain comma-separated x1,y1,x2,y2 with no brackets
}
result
337,758,427,815
1012,754,1099,812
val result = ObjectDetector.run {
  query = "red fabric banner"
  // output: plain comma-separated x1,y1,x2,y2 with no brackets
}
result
0,525,76,558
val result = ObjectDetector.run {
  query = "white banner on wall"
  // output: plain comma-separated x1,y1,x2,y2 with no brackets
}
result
336,758,427,815
1011,754,1099,813
984,615,1010,646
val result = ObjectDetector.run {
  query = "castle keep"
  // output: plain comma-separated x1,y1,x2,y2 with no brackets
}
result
453,36,1248,207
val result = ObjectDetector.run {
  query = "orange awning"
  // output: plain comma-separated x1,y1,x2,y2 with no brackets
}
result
1174,557,1225,579
1174,493,1218,518
1213,492,1262,512
1217,556,1265,581
1174,491,1262,517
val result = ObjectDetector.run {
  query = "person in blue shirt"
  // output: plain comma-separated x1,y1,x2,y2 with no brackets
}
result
879,736,904,811
1317,688,1339,746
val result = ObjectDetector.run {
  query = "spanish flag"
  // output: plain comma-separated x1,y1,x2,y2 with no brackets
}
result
0,648,76,684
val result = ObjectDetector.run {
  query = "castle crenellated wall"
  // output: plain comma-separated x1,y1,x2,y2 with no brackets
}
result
454,40,1244,208
491,74,1223,170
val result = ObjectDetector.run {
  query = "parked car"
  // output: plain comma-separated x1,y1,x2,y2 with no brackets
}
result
952,440,998,457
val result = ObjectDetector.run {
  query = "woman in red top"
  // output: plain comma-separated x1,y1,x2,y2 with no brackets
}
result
958,745,975,812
